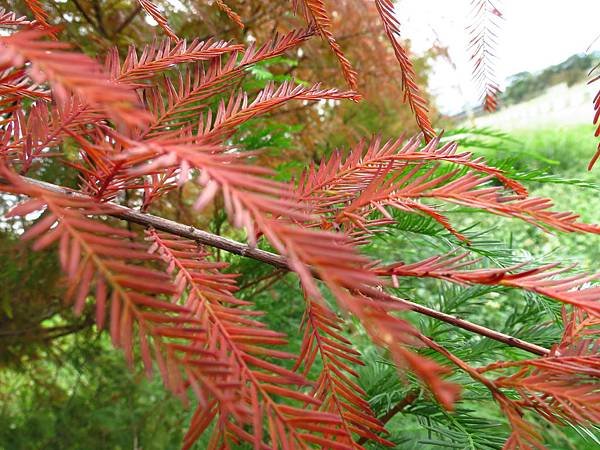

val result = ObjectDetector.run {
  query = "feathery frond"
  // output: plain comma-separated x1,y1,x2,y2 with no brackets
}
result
0,7,32,28
147,80,359,143
0,68,49,101
298,135,527,200
106,37,245,82
2,171,240,408
0,28,146,126
23,0,52,31
137,0,179,41
468,0,503,111
214,0,244,29
295,0,359,90
146,230,355,450
588,64,600,169
5,96,103,174
374,0,435,141
377,252,600,317
296,135,600,242
295,298,394,448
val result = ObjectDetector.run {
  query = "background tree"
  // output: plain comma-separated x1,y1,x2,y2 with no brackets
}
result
1,1,599,449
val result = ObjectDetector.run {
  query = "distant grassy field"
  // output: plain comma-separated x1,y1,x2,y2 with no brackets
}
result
477,124,600,270
471,82,595,130
510,124,598,177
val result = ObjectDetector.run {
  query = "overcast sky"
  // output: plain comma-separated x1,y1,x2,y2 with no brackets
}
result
400,0,600,113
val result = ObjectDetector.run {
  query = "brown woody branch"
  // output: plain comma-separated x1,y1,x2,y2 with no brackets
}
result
379,390,420,424
91,0,107,38
357,389,420,445
71,0,100,35
113,5,143,37
1,176,550,357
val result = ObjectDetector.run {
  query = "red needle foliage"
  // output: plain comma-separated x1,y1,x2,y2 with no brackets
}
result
0,7,32,27
295,135,599,244
374,0,435,141
588,64,600,169
137,0,179,41
146,230,333,449
377,252,600,316
295,0,359,91
468,0,503,111
1,2,599,449
214,0,244,29
0,28,145,125
23,0,51,31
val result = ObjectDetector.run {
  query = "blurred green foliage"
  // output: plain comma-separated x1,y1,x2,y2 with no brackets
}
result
0,332,190,450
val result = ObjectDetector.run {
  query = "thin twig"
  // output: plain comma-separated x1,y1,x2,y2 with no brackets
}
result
380,390,420,424
1,175,551,357
356,389,420,445
91,0,107,37
71,0,99,33
113,5,143,37
238,269,286,291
